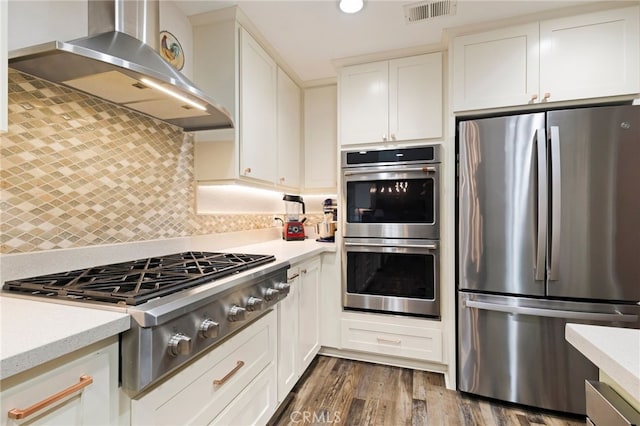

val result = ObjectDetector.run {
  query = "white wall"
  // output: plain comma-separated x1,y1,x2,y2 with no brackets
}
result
160,0,194,79
8,0,87,50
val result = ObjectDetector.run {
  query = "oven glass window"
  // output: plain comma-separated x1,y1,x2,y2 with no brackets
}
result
346,251,435,300
346,178,434,224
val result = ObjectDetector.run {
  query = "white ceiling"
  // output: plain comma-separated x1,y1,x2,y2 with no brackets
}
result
173,0,599,82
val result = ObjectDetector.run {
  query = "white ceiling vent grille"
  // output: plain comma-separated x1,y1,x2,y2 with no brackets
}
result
404,0,457,24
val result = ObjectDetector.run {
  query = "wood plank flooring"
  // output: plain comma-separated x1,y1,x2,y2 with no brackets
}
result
269,356,586,426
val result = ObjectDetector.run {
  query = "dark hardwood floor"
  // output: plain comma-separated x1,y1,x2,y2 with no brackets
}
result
269,356,586,426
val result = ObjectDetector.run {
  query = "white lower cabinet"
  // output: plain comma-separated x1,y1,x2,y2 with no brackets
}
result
210,363,277,426
277,256,321,402
341,314,443,363
130,310,277,426
298,258,321,372
0,337,119,426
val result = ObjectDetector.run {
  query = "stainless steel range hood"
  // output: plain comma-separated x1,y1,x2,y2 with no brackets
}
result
8,0,233,132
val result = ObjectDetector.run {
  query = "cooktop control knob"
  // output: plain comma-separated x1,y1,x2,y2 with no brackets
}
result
168,333,192,357
199,319,219,339
228,305,246,322
264,288,279,301
275,282,291,295
246,296,264,311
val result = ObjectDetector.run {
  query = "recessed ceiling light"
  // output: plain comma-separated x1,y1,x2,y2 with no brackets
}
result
339,0,364,14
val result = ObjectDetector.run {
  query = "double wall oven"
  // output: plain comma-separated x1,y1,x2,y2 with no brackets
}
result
341,145,440,317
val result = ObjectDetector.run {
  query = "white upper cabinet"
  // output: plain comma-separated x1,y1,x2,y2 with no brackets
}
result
192,11,303,190
339,60,388,145
339,52,443,146
277,67,302,189
239,28,277,183
453,6,640,111
1,0,7,133
389,54,443,142
304,85,337,191
539,7,640,103
452,23,540,111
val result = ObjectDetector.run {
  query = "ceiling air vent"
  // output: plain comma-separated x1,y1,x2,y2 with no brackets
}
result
404,0,457,24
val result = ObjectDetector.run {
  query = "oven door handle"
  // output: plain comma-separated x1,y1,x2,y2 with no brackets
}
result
343,166,437,176
344,242,438,250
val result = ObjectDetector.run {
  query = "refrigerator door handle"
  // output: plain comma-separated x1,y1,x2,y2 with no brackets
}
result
535,128,548,281
464,299,638,322
549,126,561,281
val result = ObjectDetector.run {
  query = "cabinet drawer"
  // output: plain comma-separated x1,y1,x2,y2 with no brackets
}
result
211,362,277,426
0,339,117,426
341,318,442,362
131,310,277,426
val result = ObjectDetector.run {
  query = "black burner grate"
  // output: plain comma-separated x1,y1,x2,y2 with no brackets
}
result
3,252,276,305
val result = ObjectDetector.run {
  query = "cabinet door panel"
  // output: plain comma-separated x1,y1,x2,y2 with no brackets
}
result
240,28,277,183
210,363,277,426
277,274,299,402
389,53,442,140
339,61,388,145
298,258,321,372
277,68,302,188
0,343,116,426
304,85,337,190
1,0,7,133
540,6,640,102
453,23,540,111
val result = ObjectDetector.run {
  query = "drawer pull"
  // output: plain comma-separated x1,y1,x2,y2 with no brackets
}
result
287,273,300,282
377,337,401,345
213,361,245,386
7,375,93,420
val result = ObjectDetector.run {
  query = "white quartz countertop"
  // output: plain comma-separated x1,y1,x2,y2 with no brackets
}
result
0,297,130,380
0,237,334,381
566,323,640,403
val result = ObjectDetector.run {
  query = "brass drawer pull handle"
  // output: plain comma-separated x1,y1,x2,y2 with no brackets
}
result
213,361,245,386
8,375,94,420
287,273,300,282
377,337,401,345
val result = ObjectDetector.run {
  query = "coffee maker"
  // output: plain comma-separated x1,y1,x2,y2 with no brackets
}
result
282,194,306,241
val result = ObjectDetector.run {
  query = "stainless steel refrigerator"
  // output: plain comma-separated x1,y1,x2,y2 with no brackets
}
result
456,104,640,415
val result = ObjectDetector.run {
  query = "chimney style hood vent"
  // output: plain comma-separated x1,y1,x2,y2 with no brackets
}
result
8,0,233,132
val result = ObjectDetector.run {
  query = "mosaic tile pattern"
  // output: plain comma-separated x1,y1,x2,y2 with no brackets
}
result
1,70,275,254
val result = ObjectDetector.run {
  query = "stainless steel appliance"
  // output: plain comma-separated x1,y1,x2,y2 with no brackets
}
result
8,0,233,131
316,198,338,242
342,145,440,317
344,238,439,316
3,251,290,395
457,104,640,415
342,145,440,240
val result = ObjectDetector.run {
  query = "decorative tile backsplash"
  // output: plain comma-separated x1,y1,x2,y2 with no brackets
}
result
1,70,274,254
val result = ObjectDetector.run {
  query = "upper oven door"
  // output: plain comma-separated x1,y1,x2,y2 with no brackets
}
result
342,164,439,239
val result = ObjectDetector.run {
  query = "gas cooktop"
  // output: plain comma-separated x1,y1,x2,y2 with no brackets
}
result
2,251,276,305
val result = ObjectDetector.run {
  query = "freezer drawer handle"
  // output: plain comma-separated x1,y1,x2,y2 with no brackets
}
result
464,300,638,322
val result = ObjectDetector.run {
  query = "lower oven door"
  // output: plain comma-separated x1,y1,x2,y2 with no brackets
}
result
343,238,439,317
